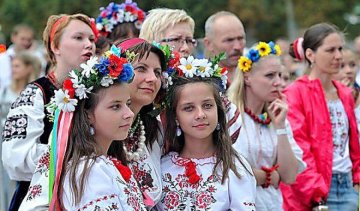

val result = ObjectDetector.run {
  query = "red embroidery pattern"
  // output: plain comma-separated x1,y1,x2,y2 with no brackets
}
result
131,161,156,192
116,177,144,211
161,172,220,210
79,194,118,210
34,149,50,175
26,184,42,201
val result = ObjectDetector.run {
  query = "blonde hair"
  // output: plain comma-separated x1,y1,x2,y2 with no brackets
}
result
139,8,195,42
227,55,281,113
12,51,41,82
43,14,92,66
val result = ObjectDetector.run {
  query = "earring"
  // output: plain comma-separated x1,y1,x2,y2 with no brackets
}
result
216,123,220,130
310,61,315,68
89,125,95,135
176,121,182,136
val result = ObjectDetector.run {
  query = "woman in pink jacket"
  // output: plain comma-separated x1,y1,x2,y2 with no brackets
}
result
281,23,360,211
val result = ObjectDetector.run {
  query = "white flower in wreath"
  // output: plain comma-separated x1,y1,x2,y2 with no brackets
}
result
80,56,98,78
194,59,213,77
162,72,173,89
53,90,78,112
69,71,80,87
100,76,114,87
178,56,197,78
96,23,103,31
75,84,93,100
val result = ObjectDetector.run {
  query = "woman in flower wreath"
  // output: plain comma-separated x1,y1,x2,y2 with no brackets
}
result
110,38,168,208
44,45,145,210
1,13,97,210
156,55,256,210
227,41,306,210
281,23,360,211
96,0,146,43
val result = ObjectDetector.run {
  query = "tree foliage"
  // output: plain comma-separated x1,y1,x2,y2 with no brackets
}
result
0,0,359,45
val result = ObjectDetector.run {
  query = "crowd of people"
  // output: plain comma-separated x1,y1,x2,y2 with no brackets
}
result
1,0,360,210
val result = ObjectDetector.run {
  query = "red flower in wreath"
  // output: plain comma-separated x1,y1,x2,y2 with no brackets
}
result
164,191,180,209
196,191,214,209
63,79,75,98
108,55,127,78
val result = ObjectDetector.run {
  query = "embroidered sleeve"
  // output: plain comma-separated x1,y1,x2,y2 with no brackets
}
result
19,147,51,211
229,156,257,211
285,119,307,174
2,84,48,181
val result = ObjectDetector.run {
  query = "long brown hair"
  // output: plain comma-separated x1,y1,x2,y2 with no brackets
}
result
165,76,251,183
58,83,127,206
108,41,166,160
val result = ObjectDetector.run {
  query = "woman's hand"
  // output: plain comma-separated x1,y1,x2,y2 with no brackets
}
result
268,93,288,129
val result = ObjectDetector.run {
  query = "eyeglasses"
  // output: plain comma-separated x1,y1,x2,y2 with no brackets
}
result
160,37,197,47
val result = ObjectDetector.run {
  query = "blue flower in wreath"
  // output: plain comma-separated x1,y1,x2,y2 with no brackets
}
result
268,41,277,55
247,49,260,62
95,58,110,76
119,63,134,82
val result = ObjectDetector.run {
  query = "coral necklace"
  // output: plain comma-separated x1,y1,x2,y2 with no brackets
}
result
244,107,271,125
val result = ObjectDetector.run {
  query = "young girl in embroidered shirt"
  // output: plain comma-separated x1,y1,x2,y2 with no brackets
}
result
158,64,257,210
49,46,146,210
227,41,306,210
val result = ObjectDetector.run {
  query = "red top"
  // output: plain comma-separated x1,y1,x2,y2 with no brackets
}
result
281,75,360,210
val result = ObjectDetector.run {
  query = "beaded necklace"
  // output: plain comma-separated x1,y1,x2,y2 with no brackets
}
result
244,107,271,125
123,115,146,161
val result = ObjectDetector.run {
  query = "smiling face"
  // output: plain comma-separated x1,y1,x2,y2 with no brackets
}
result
53,19,96,71
175,82,218,143
129,51,162,109
89,83,134,149
245,56,282,102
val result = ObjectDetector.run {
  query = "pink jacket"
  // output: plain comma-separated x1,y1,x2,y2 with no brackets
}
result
281,76,360,211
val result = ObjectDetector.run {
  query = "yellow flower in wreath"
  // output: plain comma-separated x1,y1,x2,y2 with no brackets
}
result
256,42,271,57
238,56,252,72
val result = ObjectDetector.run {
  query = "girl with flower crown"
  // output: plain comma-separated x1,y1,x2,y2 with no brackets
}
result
1,13,97,210
281,23,360,211
50,46,147,210
19,38,167,210
227,41,306,210
157,56,256,210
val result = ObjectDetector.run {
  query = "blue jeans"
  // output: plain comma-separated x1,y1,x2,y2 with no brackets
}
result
327,172,358,211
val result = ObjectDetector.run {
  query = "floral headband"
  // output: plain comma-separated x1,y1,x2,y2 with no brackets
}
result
238,41,282,73
46,45,135,118
96,0,146,37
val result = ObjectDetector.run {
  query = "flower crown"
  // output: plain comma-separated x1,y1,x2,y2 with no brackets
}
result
96,1,146,37
162,53,228,91
238,41,282,73
46,45,135,119
148,46,228,116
